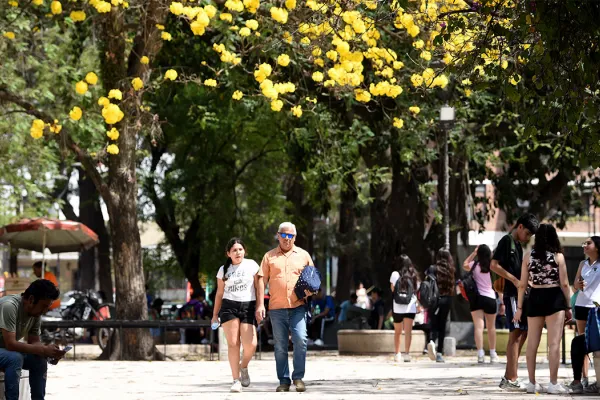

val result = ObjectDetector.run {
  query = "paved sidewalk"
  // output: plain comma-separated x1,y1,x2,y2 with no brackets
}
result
46,352,589,399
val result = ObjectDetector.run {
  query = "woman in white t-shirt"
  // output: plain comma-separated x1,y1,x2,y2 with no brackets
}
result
389,254,419,363
212,238,260,393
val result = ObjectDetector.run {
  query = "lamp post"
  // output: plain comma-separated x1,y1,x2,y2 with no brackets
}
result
440,105,455,251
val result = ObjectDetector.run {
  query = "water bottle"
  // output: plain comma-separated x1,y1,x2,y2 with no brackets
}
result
211,320,220,330
315,305,321,315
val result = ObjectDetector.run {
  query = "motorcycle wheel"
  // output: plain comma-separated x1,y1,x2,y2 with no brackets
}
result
98,327,112,350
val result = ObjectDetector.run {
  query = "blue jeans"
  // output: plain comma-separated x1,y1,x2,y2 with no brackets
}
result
270,306,307,385
0,348,47,400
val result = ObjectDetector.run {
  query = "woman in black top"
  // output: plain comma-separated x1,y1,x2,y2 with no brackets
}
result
427,248,455,363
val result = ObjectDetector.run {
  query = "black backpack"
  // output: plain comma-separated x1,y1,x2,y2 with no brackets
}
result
418,267,440,310
393,277,413,305
461,265,479,302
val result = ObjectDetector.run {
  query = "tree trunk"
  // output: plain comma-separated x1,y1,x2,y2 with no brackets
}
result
335,175,358,302
77,168,97,291
96,220,113,300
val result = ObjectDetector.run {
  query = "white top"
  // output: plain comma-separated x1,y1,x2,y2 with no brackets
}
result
216,258,260,302
390,271,418,314
575,259,600,308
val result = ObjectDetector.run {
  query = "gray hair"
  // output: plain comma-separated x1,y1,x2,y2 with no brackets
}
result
278,222,297,234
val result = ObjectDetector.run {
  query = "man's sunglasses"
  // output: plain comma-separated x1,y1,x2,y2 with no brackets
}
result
279,232,295,239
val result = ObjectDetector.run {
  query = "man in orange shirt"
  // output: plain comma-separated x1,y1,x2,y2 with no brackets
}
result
32,262,61,310
256,222,314,393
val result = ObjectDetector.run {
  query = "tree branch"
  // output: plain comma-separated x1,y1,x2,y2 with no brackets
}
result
0,86,112,207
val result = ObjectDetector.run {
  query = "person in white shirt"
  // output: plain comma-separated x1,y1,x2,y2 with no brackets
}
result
212,238,261,393
389,254,419,363
572,236,600,392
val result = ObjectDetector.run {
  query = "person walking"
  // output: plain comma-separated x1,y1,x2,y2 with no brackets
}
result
255,222,315,393
514,224,572,394
390,254,419,363
491,213,539,391
570,236,600,392
211,238,261,393
463,245,499,364
427,248,455,363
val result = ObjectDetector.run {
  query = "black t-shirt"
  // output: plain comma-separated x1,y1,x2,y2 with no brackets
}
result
492,234,523,297
370,299,385,329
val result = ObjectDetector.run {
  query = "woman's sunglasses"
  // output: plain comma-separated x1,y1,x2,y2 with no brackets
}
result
279,232,295,239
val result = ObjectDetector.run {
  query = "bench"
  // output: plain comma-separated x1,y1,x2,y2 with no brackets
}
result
338,329,426,355
0,370,30,400
483,328,576,358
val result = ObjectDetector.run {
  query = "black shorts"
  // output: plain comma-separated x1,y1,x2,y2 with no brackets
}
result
527,287,568,318
469,295,497,315
504,295,528,331
393,313,416,323
219,299,257,326
575,305,593,322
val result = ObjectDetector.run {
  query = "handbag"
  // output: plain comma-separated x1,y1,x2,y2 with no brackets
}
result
294,265,322,301
585,307,600,353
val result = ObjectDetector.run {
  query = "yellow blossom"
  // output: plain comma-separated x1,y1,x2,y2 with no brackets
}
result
140,56,149,65
464,89,472,97
8,0,17,6
300,37,310,45
461,78,472,86
102,103,124,124
277,54,290,67
239,27,251,37
420,51,432,61
220,13,233,22
49,120,62,134
108,89,123,100
169,2,184,15
306,97,317,104
326,50,338,61
204,79,217,87
393,118,404,128
164,69,178,81
243,0,259,13
106,144,119,155
69,10,86,22
413,40,424,49
75,81,88,95
312,72,324,82
155,24,165,30
30,119,45,139
270,7,288,24
411,74,424,87
85,72,98,85
393,61,404,70
50,0,62,14
253,63,272,83
285,0,295,9
245,19,259,30
204,5,216,18
69,106,82,121
291,105,302,117
33,0,43,5
93,1,112,13
271,99,283,112
312,47,322,57
3,32,15,40
131,77,143,91
354,89,371,103
232,90,243,100
98,97,110,107
161,32,172,41
106,128,120,140
433,75,449,89
509,75,521,85
409,106,420,114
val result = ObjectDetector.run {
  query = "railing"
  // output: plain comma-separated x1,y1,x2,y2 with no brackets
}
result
41,320,215,361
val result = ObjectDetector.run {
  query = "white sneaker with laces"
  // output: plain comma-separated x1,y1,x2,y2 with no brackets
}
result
490,353,500,364
240,367,250,387
403,354,411,363
547,382,568,394
526,382,543,394
394,353,402,362
231,380,242,393
427,341,436,361
477,354,485,363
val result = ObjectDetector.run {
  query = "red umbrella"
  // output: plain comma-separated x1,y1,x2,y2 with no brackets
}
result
0,218,99,253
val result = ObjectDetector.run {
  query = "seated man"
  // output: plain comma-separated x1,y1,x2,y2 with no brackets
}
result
309,289,335,343
0,279,65,400
338,293,358,323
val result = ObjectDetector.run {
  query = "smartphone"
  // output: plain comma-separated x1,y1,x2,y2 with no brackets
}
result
63,346,73,353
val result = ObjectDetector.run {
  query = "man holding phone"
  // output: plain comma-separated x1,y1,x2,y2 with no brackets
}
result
0,279,66,400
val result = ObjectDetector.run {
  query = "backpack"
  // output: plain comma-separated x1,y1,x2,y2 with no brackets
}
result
176,302,198,320
492,234,516,294
393,276,413,305
460,264,478,302
294,265,322,300
418,267,440,310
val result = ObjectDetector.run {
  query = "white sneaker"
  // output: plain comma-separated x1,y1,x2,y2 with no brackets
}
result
231,380,242,393
394,353,402,362
240,367,250,387
403,354,411,362
314,339,324,346
490,353,500,364
427,341,436,361
526,382,543,394
477,354,485,363
547,382,568,394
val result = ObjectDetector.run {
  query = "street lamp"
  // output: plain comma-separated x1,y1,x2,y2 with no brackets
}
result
440,105,455,251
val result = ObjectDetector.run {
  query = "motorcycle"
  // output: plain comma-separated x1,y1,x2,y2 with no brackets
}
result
42,289,114,350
